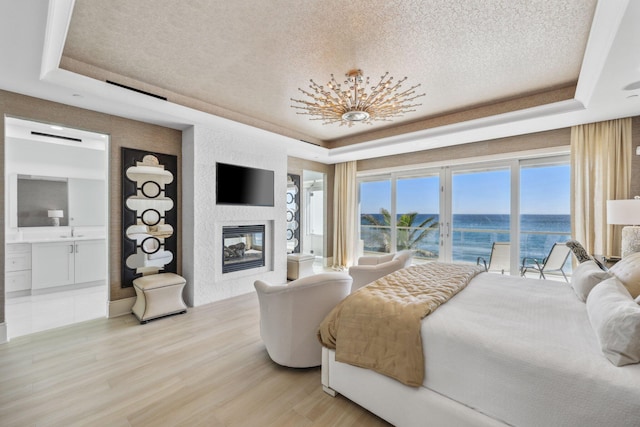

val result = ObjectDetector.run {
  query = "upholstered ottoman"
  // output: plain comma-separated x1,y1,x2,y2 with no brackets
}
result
287,253,315,280
132,273,187,323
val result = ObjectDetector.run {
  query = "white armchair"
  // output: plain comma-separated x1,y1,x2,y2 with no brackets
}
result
254,272,352,368
348,250,414,292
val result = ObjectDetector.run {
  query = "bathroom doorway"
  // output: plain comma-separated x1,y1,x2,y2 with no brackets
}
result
302,170,326,266
4,117,109,340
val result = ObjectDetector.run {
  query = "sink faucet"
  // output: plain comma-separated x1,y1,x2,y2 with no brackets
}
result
71,227,75,237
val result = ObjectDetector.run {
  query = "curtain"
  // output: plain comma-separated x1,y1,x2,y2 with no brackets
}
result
333,161,358,269
571,118,632,257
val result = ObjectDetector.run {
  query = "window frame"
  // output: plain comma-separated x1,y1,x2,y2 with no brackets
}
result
357,151,570,274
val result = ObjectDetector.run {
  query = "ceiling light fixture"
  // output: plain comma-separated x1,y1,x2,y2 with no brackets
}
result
291,69,425,127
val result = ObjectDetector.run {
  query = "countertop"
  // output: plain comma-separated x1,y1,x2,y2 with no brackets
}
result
7,235,106,244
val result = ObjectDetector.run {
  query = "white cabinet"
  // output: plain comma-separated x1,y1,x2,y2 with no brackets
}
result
74,240,107,283
5,243,32,292
32,241,75,289
32,239,106,290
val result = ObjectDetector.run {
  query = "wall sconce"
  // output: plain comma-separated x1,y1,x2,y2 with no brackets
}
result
48,209,64,227
607,197,640,257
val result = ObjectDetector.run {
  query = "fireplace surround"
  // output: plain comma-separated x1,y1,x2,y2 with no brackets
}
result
222,225,266,273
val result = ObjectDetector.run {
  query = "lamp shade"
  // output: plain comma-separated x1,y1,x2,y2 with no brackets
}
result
47,209,64,218
606,199,640,225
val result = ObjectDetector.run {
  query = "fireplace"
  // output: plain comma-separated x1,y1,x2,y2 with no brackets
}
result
222,225,265,273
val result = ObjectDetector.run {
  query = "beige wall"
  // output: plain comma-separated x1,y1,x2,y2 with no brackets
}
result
0,89,182,323
287,157,335,260
357,127,571,172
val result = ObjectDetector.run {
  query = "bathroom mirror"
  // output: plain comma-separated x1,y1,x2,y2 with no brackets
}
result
11,174,106,227
122,148,178,288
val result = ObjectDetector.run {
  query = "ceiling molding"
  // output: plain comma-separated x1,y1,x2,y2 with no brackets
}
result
40,0,75,80
3,0,640,165
574,0,631,106
327,85,577,149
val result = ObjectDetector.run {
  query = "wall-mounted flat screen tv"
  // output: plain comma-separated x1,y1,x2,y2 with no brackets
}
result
216,163,275,206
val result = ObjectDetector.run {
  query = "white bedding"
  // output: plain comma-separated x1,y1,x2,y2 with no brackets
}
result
420,272,640,426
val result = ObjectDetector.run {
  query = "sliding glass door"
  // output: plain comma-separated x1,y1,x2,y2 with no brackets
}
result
396,175,440,261
357,154,571,275
519,158,571,275
451,167,511,265
359,178,392,255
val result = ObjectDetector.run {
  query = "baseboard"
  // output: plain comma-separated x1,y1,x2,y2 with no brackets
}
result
108,297,136,318
0,322,7,344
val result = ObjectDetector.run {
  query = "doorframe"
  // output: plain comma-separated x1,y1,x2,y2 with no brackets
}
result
3,115,110,341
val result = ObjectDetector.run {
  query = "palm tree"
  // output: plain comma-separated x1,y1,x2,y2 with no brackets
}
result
361,208,439,258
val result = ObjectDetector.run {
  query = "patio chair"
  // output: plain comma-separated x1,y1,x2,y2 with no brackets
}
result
520,242,572,282
477,242,510,274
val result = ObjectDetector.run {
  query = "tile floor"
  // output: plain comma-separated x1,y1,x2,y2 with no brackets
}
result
4,284,107,339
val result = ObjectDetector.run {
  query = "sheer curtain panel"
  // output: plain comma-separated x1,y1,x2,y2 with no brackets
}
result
333,161,358,269
571,118,632,257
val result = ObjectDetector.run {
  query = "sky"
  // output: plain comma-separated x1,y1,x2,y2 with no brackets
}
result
360,165,570,215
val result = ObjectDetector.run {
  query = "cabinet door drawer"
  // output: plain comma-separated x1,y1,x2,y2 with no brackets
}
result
5,270,31,292
6,243,31,254
6,252,31,272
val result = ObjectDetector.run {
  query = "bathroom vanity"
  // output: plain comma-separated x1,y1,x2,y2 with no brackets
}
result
6,234,106,293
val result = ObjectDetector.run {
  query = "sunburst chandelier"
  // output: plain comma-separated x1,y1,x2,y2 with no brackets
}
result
290,69,425,127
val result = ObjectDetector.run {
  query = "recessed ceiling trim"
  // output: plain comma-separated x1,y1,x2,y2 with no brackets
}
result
328,98,585,159
574,0,630,107
40,0,74,79
328,85,578,149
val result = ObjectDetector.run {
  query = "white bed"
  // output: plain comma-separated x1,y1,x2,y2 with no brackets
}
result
321,272,640,427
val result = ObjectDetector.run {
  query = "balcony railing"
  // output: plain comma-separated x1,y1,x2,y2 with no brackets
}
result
360,224,572,272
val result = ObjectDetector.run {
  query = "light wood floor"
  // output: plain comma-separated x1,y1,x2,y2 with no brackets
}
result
0,292,391,427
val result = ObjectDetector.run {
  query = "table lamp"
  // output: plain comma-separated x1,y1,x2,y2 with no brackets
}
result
606,197,640,257
48,209,64,226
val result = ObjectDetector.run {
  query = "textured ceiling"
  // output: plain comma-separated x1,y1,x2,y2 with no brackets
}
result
61,0,597,147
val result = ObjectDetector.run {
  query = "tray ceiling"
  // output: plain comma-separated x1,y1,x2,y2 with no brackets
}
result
61,0,596,148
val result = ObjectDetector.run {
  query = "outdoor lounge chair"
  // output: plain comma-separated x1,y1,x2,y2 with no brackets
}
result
477,242,510,274
520,242,572,282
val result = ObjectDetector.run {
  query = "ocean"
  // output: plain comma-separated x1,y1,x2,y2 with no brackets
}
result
361,213,571,269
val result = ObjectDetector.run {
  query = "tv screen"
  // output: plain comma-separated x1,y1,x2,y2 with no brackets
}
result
216,163,275,206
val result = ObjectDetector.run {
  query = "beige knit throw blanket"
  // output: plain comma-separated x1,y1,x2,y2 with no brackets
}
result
319,262,485,387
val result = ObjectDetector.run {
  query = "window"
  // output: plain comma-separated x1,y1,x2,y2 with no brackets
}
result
357,154,571,275
451,167,511,264
519,160,571,273
396,175,440,260
359,179,392,254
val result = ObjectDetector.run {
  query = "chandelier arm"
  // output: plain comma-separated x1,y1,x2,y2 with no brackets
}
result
290,69,423,125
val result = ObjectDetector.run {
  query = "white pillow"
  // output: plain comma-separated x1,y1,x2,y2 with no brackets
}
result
586,277,640,366
570,260,611,302
608,252,640,298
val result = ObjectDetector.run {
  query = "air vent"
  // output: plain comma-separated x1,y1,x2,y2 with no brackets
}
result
299,139,322,147
106,80,167,100
31,131,82,142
